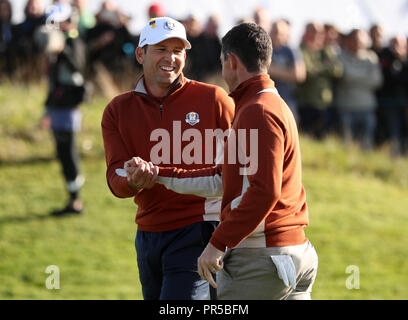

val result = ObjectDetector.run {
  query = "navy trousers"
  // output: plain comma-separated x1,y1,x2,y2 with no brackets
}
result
136,221,218,300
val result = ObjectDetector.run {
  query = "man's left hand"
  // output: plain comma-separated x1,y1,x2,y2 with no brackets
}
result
197,243,225,288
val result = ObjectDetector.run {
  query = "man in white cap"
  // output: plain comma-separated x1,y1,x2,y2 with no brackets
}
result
126,22,319,300
101,17,234,300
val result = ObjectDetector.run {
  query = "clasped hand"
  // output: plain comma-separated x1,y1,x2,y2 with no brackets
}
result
124,157,159,190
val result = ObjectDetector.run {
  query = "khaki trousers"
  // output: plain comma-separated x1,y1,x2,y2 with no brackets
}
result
217,240,318,300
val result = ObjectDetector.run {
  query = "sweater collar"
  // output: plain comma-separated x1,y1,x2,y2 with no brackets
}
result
134,74,188,101
229,74,276,108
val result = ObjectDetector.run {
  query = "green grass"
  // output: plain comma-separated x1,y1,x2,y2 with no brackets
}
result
1,83,408,299
0,159,141,299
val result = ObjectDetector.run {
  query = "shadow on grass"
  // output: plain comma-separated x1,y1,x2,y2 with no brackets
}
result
0,211,82,224
0,156,54,167
0,151,105,167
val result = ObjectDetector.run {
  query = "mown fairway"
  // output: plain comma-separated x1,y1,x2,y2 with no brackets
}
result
1,83,407,299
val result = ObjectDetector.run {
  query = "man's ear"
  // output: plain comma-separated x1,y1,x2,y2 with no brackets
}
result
228,53,238,70
135,46,145,65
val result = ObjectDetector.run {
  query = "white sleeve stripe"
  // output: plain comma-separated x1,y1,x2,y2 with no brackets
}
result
157,174,223,198
230,168,250,210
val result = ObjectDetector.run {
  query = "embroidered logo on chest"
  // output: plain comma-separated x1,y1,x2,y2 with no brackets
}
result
185,112,200,126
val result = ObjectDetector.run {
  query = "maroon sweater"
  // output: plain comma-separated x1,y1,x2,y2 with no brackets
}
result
157,75,309,250
101,75,234,231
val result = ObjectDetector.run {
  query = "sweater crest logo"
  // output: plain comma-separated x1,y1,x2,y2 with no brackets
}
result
185,112,200,126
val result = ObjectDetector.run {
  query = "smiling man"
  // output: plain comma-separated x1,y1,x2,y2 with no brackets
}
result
101,17,234,300
128,22,319,300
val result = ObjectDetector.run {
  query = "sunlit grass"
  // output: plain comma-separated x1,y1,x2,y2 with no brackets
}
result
1,82,408,299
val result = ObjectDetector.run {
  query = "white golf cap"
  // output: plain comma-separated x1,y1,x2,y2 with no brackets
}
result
138,17,191,49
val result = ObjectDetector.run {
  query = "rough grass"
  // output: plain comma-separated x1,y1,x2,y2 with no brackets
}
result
1,83,408,299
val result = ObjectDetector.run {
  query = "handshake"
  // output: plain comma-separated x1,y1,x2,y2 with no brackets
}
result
120,157,159,191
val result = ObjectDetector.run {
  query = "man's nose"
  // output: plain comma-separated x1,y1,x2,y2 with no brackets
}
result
163,50,176,62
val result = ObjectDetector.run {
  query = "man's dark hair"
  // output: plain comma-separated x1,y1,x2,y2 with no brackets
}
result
221,22,272,73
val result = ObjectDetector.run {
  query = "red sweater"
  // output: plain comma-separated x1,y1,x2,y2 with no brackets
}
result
101,75,234,231
157,75,309,250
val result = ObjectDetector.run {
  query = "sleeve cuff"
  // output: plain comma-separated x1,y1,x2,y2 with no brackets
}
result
210,236,227,252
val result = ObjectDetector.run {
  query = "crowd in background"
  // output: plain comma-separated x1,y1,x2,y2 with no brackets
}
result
1,0,408,156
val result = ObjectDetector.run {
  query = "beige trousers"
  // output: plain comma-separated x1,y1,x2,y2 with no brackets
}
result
217,240,318,300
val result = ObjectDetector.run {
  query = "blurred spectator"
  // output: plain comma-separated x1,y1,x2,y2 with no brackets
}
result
376,35,408,156
369,24,384,56
369,24,387,146
235,17,254,25
73,0,96,38
324,23,341,54
19,0,45,29
183,15,223,82
268,19,306,122
190,15,222,82
253,7,271,32
13,0,46,82
40,2,87,216
335,29,383,151
0,0,15,79
183,14,204,80
148,2,165,18
86,0,137,93
323,23,344,134
297,22,343,139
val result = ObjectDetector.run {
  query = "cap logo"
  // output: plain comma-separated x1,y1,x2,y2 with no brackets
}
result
164,21,175,31
149,19,156,28
186,112,200,126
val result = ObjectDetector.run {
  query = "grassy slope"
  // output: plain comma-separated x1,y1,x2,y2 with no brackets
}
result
1,83,407,299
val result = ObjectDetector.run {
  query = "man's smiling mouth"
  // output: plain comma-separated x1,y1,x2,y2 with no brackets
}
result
160,66,175,72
